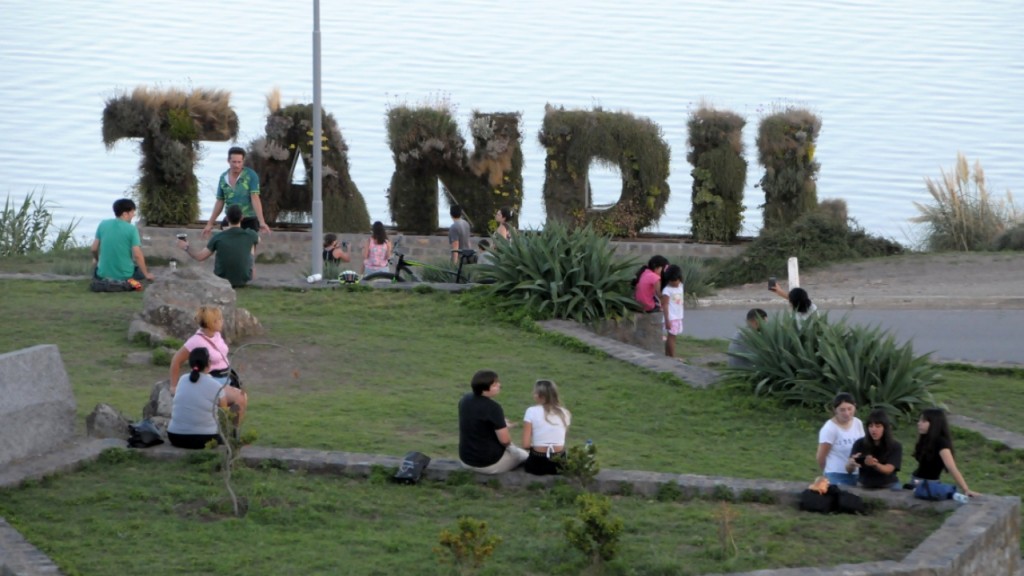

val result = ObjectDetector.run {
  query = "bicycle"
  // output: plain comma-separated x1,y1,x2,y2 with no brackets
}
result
362,238,476,284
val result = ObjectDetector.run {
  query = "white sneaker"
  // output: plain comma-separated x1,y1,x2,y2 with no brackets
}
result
952,492,969,504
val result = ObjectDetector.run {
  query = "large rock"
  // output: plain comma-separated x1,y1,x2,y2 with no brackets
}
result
128,266,262,345
86,403,131,439
142,380,174,420
0,345,76,467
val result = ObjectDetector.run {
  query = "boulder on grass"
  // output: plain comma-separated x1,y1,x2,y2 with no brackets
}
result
142,380,174,420
128,266,262,346
86,403,131,440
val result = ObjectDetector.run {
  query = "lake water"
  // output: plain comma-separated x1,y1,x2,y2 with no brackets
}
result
2,0,1022,244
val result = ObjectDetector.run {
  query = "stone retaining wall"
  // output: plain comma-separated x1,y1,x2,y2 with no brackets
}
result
139,225,746,264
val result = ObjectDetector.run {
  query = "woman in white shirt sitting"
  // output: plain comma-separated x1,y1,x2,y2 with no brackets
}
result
167,347,247,449
522,379,572,475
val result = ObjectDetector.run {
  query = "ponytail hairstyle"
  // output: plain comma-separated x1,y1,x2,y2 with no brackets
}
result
534,379,569,427
631,255,669,288
661,264,683,292
188,347,211,383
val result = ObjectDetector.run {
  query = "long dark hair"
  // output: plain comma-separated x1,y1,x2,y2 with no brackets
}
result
188,347,211,383
788,287,813,313
914,408,953,461
660,264,683,292
862,408,895,455
631,255,669,288
371,221,388,245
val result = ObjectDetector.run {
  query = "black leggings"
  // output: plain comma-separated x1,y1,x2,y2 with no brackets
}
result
167,432,222,450
524,450,565,476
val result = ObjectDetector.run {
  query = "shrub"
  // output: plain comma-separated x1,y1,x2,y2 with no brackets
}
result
560,441,600,492
911,153,1020,252
103,87,238,226
687,105,747,242
385,103,523,234
676,256,717,303
725,313,939,417
246,97,370,233
477,223,639,322
757,107,822,230
538,105,671,237
711,205,903,287
993,221,1024,251
434,517,501,576
0,191,80,256
563,493,624,566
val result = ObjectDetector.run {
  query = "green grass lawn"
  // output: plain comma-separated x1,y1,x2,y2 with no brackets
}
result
931,365,1024,436
0,451,946,576
0,278,1021,574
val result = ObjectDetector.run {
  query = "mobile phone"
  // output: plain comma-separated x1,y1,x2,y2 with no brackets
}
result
175,233,187,241
341,241,349,249
854,454,866,465
768,276,777,290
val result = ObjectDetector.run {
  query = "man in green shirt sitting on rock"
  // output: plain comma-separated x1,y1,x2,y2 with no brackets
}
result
178,204,260,288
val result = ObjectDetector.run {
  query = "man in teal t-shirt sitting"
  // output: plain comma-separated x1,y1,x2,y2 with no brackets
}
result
91,198,154,282
179,204,260,288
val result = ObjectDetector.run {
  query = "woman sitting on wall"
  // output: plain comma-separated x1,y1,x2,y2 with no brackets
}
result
631,255,669,313
167,347,247,449
362,221,392,276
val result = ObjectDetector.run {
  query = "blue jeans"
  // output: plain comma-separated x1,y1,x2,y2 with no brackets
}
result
825,472,858,486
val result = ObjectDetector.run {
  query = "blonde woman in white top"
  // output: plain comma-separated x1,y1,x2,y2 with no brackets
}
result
522,379,572,475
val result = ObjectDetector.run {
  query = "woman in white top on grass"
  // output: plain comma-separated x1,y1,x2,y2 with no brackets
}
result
817,392,864,486
522,379,572,475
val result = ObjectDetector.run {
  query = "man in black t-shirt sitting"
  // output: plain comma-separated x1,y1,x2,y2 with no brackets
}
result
458,370,528,474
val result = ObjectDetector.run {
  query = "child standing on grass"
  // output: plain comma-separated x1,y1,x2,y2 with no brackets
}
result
659,264,684,358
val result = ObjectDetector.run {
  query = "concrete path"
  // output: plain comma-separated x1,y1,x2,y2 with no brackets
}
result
684,307,1024,366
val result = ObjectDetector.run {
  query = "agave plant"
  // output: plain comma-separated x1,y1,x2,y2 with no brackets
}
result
726,312,939,416
476,222,639,322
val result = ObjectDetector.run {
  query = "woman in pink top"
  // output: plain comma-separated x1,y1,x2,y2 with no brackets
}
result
362,221,392,275
631,255,669,312
169,306,232,394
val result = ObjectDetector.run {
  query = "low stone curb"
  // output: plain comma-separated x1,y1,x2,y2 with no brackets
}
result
536,319,720,388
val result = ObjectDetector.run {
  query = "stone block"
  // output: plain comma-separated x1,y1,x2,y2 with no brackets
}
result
0,345,76,468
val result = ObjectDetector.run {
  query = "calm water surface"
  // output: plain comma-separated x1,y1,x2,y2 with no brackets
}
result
1,0,1022,243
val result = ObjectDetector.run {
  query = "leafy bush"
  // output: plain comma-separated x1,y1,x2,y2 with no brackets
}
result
538,106,671,237
993,221,1024,251
564,493,624,566
560,441,600,492
911,153,1020,252
711,205,903,287
756,107,822,230
687,105,747,242
676,256,717,303
434,516,501,576
477,223,639,322
725,313,939,416
0,191,80,256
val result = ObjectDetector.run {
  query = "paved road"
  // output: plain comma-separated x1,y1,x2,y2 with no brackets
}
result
685,308,1024,366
